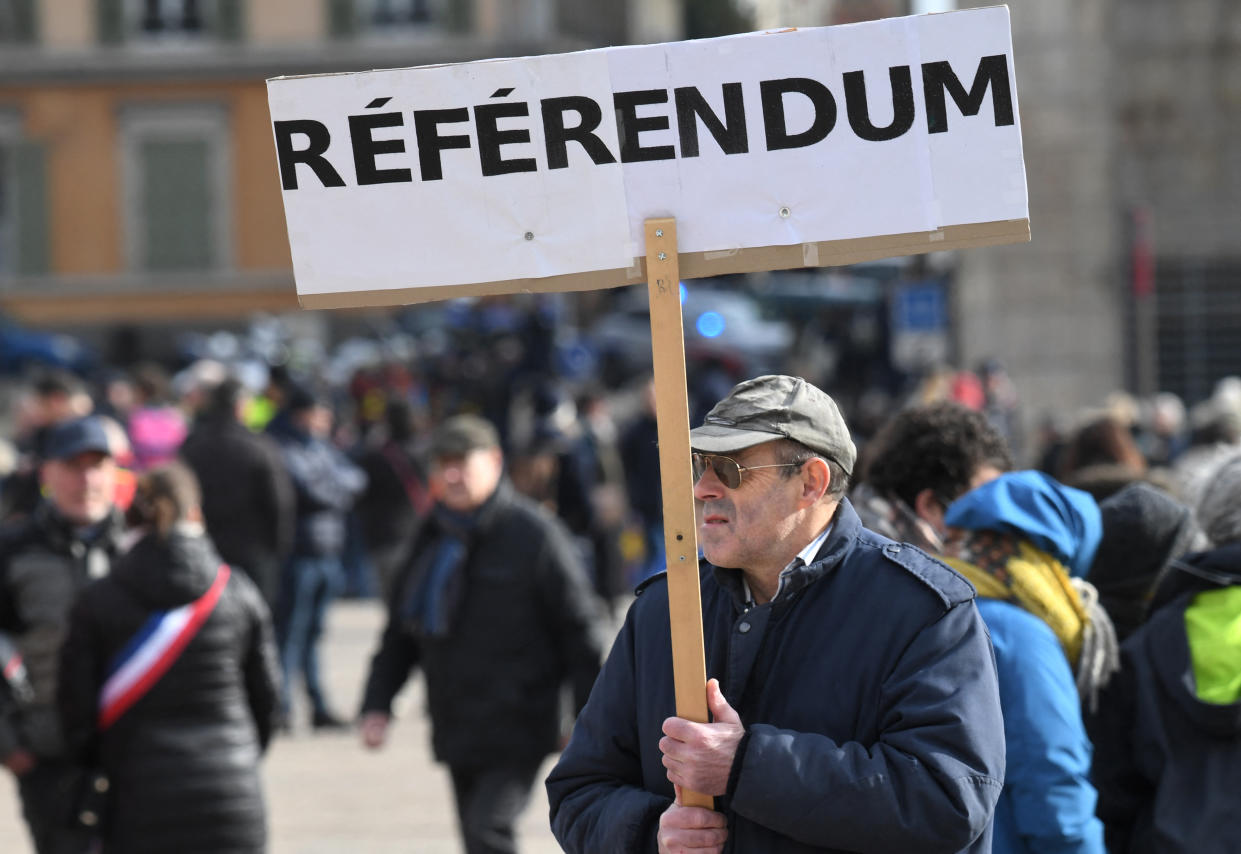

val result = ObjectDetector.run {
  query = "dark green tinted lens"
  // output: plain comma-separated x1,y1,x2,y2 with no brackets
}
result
692,453,741,488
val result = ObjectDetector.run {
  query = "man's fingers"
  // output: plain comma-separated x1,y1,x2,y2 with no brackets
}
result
661,804,728,829
662,716,698,741
662,827,728,851
706,679,742,726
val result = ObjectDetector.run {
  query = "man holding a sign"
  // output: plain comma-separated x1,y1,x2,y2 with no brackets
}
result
547,375,1005,853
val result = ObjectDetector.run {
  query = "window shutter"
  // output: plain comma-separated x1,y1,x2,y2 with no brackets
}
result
141,138,213,271
13,140,49,276
215,0,243,41
12,0,36,42
445,0,470,33
97,0,124,44
327,0,357,38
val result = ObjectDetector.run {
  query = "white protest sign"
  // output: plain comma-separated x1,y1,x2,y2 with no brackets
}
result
268,5,1028,309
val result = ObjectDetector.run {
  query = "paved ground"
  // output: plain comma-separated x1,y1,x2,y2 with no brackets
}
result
1,600,568,853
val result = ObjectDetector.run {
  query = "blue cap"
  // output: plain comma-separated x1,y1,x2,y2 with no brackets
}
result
44,416,112,461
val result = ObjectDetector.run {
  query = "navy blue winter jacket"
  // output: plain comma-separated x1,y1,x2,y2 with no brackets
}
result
547,499,1006,853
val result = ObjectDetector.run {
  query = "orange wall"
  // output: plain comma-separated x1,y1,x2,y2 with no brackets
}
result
0,78,292,276
234,84,293,269
18,85,123,273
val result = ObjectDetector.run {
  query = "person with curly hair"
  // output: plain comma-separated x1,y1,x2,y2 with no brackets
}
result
852,401,1014,553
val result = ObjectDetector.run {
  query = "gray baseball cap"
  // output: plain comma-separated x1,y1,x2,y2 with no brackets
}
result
431,414,500,459
689,375,857,476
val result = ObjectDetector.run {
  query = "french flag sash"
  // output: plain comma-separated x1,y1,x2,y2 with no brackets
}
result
98,564,230,730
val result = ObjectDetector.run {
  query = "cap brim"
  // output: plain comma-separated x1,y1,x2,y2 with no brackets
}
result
50,442,111,460
688,424,785,455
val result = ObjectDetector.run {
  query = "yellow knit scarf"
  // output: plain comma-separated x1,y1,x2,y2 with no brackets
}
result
941,531,1090,666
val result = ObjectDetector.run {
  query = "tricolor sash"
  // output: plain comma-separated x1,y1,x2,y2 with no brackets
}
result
98,564,230,730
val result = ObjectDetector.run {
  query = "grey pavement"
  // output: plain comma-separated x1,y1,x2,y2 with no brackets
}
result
1,600,569,854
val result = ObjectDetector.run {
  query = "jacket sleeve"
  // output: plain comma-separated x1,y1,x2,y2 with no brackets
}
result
259,438,297,560
986,604,1106,854
0,559,22,759
729,600,1006,854
1086,644,1145,854
360,569,421,715
239,577,282,752
535,517,605,714
546,605,667,854
56,594,103,765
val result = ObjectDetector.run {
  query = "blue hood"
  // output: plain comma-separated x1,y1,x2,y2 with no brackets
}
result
945,471,1102,577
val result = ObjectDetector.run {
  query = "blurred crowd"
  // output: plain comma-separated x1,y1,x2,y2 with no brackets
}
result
0,291,1239,852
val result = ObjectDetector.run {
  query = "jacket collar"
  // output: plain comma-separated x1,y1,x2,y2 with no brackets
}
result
33,501,125,557
429,477,515,539
712,498,861,610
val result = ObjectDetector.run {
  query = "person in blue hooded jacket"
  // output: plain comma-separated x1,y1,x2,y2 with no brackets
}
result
940,471,1115,854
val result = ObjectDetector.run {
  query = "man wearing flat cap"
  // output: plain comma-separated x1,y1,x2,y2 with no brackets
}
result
547,375,1006,854
359,414,606,854
0,415,124,853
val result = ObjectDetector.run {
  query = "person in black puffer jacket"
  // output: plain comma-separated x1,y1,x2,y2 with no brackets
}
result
58,461,281,854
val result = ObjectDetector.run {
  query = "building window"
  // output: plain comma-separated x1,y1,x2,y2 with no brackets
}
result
99,0,240,44
330,0,461,38
120,105,231,274
0,0,36,43
366,0,433,26
0,112,49,277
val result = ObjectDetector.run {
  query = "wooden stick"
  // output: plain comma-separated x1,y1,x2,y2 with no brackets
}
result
644,217,712,811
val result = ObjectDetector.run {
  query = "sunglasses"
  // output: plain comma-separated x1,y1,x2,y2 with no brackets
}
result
691,452,804,489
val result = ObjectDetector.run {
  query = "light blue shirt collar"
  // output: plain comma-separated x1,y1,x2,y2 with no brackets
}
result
743,522,833,607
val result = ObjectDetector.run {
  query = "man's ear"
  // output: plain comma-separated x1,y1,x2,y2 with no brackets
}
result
913,487,947,531
800,458,831,505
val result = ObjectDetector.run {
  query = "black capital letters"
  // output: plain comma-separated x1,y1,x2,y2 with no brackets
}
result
348,112,413,185
613,89,676,163
844,66,915,142
541,97,617,169
760,78,837,151
922,54,1015,134
413,108,471,181
473,102,538,176
674,83,748,157
273,120,346,190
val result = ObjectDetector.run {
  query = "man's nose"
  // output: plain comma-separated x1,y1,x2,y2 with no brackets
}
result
692,466,724,501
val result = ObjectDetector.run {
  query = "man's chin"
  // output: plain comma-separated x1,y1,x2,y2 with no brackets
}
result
699,543,739,569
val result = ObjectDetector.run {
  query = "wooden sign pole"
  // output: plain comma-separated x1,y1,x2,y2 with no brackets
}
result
644,217,712,811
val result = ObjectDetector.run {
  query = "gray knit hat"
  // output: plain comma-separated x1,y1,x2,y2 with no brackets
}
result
1196,450,1241,546
689,375,857,476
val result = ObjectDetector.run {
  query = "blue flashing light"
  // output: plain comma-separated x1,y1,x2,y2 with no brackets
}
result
696,311,726,338
679,283,688,304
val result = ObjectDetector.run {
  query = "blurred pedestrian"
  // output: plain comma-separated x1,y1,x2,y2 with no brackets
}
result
941,471,1114,854
269,385,366,731
2,370,93,520
852,401,1013,553
180,377,296,606
360,414,605,854
1056,415,1149,501
353,397,433,599
126,363,187,472
58,462,280,854
0,415,124,854
1088,482,1204,643
1090,452,1241,853
618,378,664,583
1170,398,1241,508
548,375,1005,854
